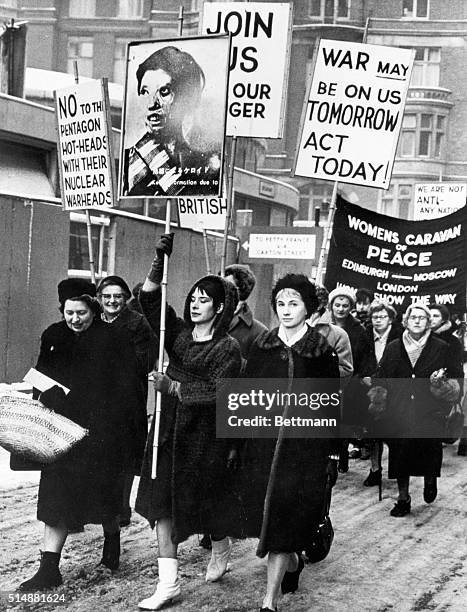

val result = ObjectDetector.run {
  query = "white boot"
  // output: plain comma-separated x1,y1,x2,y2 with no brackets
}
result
205,537,232,582
138,558,181,610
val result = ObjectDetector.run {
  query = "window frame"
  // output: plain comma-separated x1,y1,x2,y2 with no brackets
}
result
68,213,109,280
402,0,429,20
116,0,144,19
68,0,96,18
67,36,94,79
410,47,440,86
398,112,446,160
308,0,350,20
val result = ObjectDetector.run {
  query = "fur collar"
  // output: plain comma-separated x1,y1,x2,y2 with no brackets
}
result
255,326,330,359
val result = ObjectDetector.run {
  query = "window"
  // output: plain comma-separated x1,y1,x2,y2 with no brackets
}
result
380,184,412,219
410,47,440,86
113,39,129,85
69,0,96,17
402,0,428,19
67,37,93,78
69,214,109,277
117,0,143,19
309,0,350,19
399,113,445,159
298,183,333,222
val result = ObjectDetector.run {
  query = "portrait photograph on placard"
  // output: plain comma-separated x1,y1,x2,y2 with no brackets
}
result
119,35,230,199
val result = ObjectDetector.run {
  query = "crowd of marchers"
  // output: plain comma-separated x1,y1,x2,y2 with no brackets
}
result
9,233,466,612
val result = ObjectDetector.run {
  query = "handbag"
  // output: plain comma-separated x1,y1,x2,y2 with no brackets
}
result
443,402,465,444
305,471,335,563
0,391,88,464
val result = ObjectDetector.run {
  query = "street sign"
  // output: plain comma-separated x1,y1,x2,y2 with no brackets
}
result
294,39,414,189
413,183,467,220
240,226,323,264
54,79,116,210
202,2,292,138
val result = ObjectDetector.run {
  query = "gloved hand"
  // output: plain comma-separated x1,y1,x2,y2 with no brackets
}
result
153,372,173,395
147,233,174,285
39,385,67,413
226,448,240,471
326,458,338,487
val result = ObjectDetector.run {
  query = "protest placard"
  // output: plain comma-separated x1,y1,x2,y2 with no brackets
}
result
324,197,466,313
119,35,230,199
54,79,116,210
294,39,414,189
413,183,467,220
177,196,227,230
202,2,292,138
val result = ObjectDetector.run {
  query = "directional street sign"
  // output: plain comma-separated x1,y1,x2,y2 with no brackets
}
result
239,226,323,264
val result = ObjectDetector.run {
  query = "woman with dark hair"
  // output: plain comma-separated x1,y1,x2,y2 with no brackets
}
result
372,303,460,517
97,275,156,527
18,279,141,590
360,300,403,487
135,234,242,610
238,273,340,612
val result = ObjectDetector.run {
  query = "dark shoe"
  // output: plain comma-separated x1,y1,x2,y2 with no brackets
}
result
260,608,277,612
119,509,131,528
281,553,304,594
67,524,84,534
423,481,437,504
390,497,411,517
100,531,120,570
338,454,348,473
359,447,371,460
199,534,212,550
19,551,62,591
363,468,382,487
458,435,467,456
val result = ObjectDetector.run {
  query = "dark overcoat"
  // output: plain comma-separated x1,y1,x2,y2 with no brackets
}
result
106,306,157,472
236,326,339,556
374,333,457,478
34,319,140,527
135,276,242,544
228,302,267,360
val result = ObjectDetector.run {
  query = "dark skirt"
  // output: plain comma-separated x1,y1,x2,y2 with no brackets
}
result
135,396,244,544
387,438,443,479
236,438,329,554
37,463,123,527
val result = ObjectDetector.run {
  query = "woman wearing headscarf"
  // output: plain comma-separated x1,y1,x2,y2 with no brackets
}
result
18,279,140,591
328,287,370,470
135,234,242,610
371,303,460,517
97,275,157,527
238,273,340,612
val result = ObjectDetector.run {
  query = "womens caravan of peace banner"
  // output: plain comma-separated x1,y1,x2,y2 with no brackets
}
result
324,198,467,313
294,40,415,189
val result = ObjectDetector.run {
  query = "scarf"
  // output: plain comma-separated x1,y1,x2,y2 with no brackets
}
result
278,322,309,347
402,329,431,368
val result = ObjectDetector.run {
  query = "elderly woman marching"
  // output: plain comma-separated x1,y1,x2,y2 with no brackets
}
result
17,279,141,590
239,274,340,612
135,234,242,610
371,302,461,517
360,300,403,488
96,275,156,527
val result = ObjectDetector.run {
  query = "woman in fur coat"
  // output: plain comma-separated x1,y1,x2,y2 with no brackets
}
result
238,274,340,612
135,234,242,611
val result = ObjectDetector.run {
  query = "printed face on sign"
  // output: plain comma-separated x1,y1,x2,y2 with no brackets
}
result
140,69,175,137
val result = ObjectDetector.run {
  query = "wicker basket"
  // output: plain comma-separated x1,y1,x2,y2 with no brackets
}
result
0,391,88,463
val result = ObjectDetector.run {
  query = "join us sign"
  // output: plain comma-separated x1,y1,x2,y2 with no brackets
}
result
294,39,415,189
324,198,467,313
202,2,292,138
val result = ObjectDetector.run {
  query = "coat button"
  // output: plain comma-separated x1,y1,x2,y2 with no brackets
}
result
412,374,415,378
410,394,414,400
280,349,288,361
